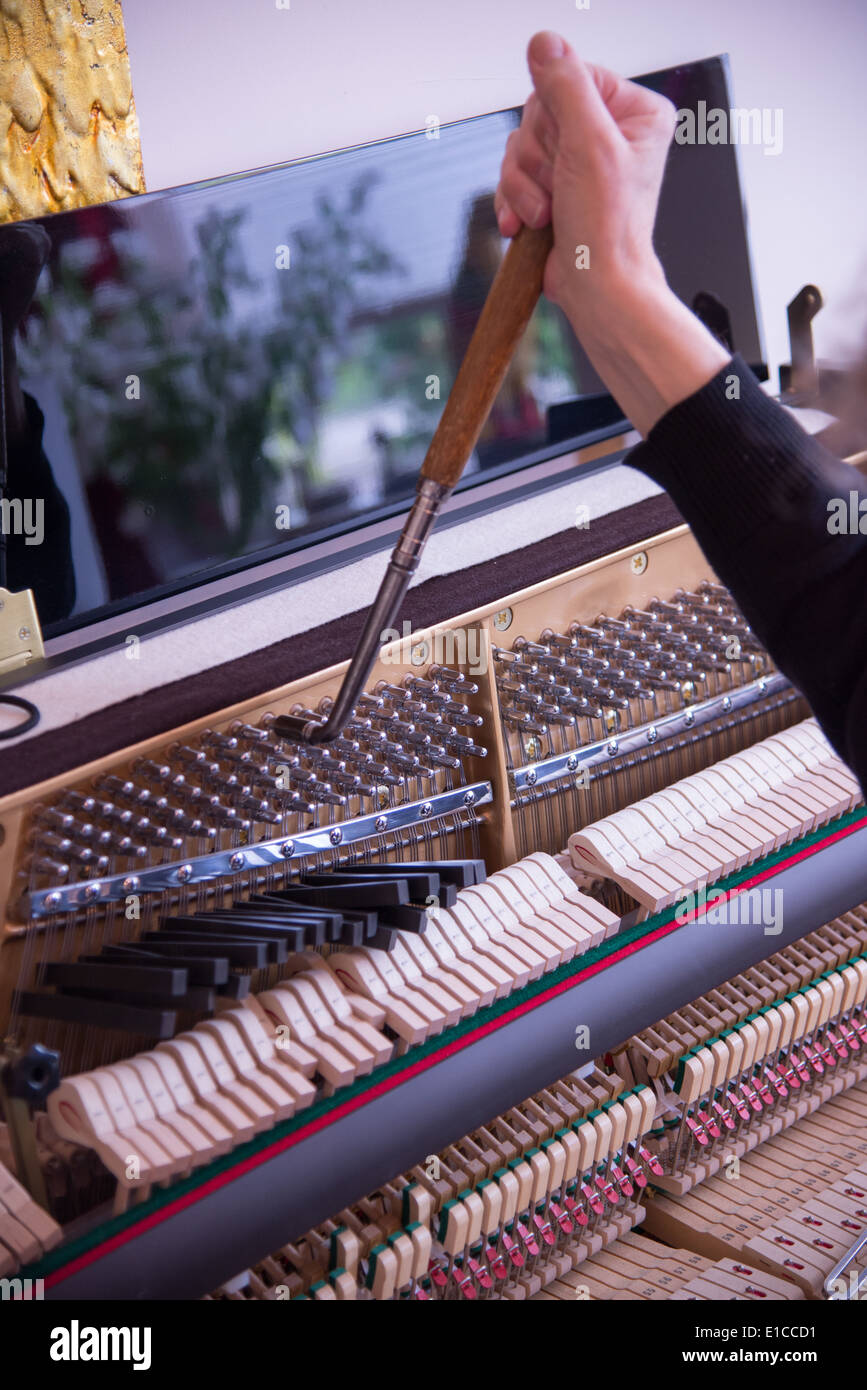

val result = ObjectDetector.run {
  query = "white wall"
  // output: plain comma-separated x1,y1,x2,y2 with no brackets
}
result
121,0,867,383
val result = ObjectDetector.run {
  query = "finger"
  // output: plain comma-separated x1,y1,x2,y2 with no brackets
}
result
493,187,521,237
583,60,676,139
497,147,552,231
519,95,557,187
526,31,617,149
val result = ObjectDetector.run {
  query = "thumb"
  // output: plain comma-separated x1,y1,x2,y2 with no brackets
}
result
526,31,614,146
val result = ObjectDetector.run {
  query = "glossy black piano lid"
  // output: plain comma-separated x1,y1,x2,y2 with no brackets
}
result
0,54,763,635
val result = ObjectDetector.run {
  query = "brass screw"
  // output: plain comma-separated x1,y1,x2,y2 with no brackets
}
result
410,641,429,666
493,608,513,632
630,551,648,576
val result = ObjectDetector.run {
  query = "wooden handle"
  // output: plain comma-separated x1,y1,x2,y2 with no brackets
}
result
420,222,554,490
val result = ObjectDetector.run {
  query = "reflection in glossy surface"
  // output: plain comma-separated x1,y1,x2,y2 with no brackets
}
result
1,58,763,633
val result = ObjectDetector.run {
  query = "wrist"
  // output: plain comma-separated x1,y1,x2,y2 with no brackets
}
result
561,271,731,436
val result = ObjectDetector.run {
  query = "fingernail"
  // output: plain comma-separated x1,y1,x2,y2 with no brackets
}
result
530,31,566,65
518,195,545,229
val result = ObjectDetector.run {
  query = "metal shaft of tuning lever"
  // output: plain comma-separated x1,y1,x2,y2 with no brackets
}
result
272,222,554,746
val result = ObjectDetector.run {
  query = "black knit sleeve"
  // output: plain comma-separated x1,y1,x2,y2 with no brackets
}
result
624,354,867,793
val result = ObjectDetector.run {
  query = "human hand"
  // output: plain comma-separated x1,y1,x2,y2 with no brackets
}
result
496,31,675,321
495,32,730,435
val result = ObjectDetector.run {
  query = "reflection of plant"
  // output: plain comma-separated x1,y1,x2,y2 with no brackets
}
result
532,299,575,382
20,176,397,554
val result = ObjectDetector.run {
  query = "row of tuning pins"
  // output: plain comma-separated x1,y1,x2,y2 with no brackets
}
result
495,583,767,755
27,667,486,887
28,744,309,887
27,769,241,884
262,665,487,798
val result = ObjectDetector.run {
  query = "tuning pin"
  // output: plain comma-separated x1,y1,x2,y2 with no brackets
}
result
33,805,76,834
327,736,363,758
35,810,98,846
99,834,147,860
545,692,586,719
30,856,71,880
412,714,452,737
675,587,727,617
427,665,478,695
229,721,270,744
169,742,205,764
29,831,94,865
374,682,412,704
134,759,178,786
609,676,652,699
61,789,98,816
200,729,241,752
344,714,375,734
138,797,212,839
142,823,184,849
441,734,487,758
281,794,317,815
362,762,405,787
386,752,424,776
570,622,609,647
402,676,439,696
289,705,329,725
649,598,691,621
346,721,385,744
440,702,482,726
421,748,462,771
337,776,377,798
235,796,282,822
174,747,224,781
232,760,283,793
539,630,574,653
306,785,347,808
352,694,385,719
201,797,239,827
277,768,316,793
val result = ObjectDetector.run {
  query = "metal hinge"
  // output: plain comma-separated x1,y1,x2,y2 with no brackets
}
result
0,587,44,675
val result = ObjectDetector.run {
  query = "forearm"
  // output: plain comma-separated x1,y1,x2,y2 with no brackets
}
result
621,349,867,782
558,268,731,437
